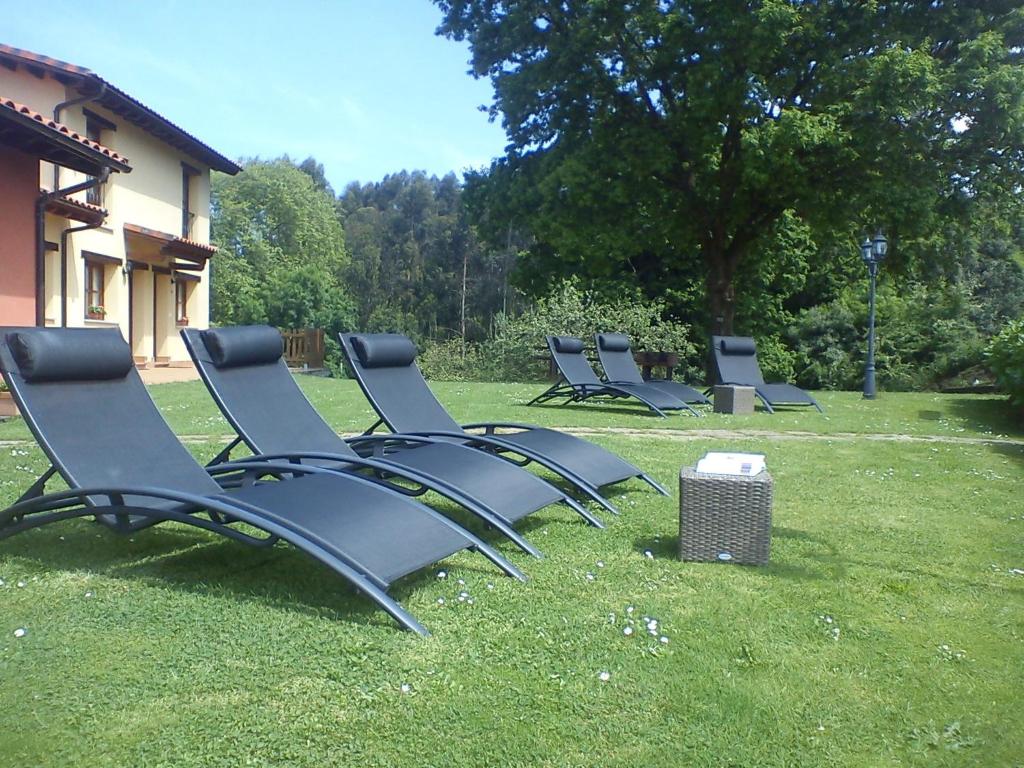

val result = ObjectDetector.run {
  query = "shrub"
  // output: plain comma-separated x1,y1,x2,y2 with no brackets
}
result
417,337,490,381
482,279,696,382
788,280,986,391
987,318,1024,409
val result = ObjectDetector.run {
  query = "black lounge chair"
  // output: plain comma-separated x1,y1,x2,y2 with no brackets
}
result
339,332,669,516
710,335,823,413
529,335,695,417
0,327,525,636
182,325,599,558
594,333,710,410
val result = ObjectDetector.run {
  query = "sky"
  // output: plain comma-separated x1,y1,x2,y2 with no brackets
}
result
0,0,507,191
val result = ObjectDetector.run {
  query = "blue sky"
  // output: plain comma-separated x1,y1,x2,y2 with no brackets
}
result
0,0,506,191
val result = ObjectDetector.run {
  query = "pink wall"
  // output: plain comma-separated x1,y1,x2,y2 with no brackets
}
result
0,145,39,326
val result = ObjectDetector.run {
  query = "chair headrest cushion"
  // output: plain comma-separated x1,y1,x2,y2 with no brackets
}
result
349,334,418,368
551,336,584,354
7,329,134,383
202,326,283,368
719,337,757,356
597,333,631,352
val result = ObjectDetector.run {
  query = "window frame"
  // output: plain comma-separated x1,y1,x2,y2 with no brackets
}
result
175,279,190,325
85,118,105,207
84,261,106,319
181,163,200,238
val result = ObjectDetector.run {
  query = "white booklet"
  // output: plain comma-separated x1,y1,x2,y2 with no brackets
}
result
695,452,766,476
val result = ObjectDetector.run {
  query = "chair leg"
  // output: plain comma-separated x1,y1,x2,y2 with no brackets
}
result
561,496,606,528
640,473,670,496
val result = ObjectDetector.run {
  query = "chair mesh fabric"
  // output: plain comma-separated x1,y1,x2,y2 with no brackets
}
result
186,328,563,520
0,331,223,506
548,337,603,386
711,335,766,386
223,473,470,585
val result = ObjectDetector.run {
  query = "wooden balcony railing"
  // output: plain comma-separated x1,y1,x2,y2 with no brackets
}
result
281,328,325,370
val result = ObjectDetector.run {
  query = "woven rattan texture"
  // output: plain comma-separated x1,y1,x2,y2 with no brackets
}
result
678,468,773,565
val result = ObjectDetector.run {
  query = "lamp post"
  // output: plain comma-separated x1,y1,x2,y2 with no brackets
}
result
861,229,888,399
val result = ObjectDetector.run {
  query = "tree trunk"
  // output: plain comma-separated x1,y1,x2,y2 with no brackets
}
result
460,247,468,360
704,246,737,338
703,242,739,383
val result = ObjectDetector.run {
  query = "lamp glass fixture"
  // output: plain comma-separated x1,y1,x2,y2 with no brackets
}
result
871,229,888,259
860,237,872,264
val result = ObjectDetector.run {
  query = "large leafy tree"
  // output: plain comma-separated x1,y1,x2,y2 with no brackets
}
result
210,158,355,333
436,0,1024,335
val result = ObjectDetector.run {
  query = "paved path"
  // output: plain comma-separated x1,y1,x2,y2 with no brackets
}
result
137,365,200,385
3,426,1022,449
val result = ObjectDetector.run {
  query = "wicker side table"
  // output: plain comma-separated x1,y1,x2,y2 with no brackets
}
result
679,467,773,565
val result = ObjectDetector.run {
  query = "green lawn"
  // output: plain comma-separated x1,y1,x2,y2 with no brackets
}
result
1,379,1022,766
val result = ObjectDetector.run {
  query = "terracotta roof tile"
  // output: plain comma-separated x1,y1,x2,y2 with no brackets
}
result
44,194,108,225
0,44,240,174
0,96,131,167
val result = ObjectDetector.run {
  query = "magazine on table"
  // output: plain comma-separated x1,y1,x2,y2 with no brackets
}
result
695,452,766,476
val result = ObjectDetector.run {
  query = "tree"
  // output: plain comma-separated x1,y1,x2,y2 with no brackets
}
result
339,171,519,340
436,1,1024,335
210,158,354,331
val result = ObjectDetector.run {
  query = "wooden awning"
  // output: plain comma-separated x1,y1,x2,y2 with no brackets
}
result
123,223,217,264
44,195,107,225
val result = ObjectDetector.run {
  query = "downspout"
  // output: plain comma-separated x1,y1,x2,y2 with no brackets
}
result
51,83,107,191
34,169,110,327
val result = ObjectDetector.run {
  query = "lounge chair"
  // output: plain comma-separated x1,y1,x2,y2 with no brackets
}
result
529,335,697,417
0,327,525,635
182,325,600,558
339,332,669,516
710,335,823,413
594,333,710,409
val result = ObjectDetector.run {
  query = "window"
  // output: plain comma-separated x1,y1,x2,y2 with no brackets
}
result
85,118,106,207
85,262,105,319
182,164,199,238
175,280,190,325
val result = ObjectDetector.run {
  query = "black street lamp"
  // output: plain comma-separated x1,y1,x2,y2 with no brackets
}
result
861,229,888,399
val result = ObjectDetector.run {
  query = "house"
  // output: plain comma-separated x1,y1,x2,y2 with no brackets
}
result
0,44,240,366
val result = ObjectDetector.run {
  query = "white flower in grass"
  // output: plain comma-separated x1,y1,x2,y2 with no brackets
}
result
596,560,605,568
0,579,4,587
467,598,475,605
659,636,669,644
436,597,445,605
13,628,26,638
626,605,634,615
486,582,495,590
16,580,25,589
598,671,611,682
457,579,465,586
623,626,634,637
84,591,94,599
400,683,411,694
584,572,595,582
436,570,447,580
643,550,654,560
